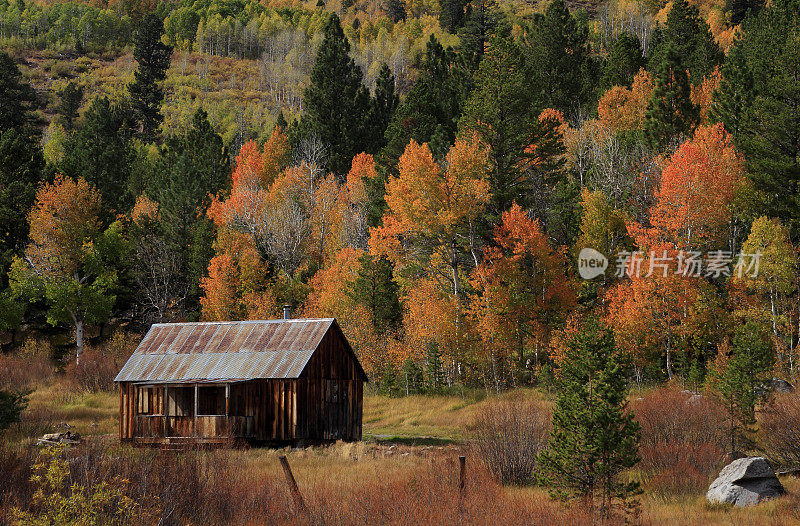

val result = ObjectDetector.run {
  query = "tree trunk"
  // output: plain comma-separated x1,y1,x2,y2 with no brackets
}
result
75,318,84,366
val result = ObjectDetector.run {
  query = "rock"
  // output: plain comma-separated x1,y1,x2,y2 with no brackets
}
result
707,457,785,507
37,431,82,446
769,378,794,393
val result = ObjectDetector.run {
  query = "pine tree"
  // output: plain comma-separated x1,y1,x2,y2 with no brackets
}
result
348,253,402,335
57,81,83,130
386,0,406,22
0,53,44,285
0,52,40,134
367,63,399,153
459,34,532,214
61,96,134,222
726,0,764,25
128,12,173,142
150,108,230,314
381,36,466,169
648,0,722,83
712,0,800,237
301,13,371,176
524,0,593,114
715,321,775,453
643,44,698,151
439,0,466,33
539,318,641,518
601,33,645,89
458,0,504,69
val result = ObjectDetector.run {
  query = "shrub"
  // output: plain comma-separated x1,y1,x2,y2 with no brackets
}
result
0,339,55,391
471,397,550,485
632,386,727,496
67,331,139,392
760,392,800,470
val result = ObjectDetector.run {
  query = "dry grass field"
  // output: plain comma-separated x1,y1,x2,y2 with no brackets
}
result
2,378,800,524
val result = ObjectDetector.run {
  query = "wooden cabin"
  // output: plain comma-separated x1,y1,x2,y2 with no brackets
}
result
114,318,367,446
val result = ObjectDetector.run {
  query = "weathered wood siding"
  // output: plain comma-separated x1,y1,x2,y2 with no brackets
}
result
297,328,364,442
119,322,366,445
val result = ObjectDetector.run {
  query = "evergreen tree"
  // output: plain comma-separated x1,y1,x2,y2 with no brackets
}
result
128,12,173,142
715,321,775,453
709,42,754,137
0,389,28,434
301,13,371,176
0,52,40,134
150,108,230,314
386,0,406,22
524,0,593,114
712,0,800,237
57,81,83,130
459,33,535,214
275,110,288,131
381,36,466,169
643,44,698,151
648,0,722,82
458,0,504,69
367,63,399,153
726,0,764,25
601,33,645,89
348,253,402,334
0,52,44,285
539,318,641,518
439,0,466,33
61,96,134,222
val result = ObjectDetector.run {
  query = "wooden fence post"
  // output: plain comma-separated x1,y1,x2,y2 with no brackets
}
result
458,455,466,516
279,455,308,515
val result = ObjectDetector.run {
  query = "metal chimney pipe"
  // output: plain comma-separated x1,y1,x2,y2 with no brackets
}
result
283,305,291,320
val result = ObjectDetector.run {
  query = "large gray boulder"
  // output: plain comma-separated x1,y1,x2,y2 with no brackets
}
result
707,457,784,507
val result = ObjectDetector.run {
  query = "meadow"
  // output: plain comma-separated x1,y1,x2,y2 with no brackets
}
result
3,358,800,525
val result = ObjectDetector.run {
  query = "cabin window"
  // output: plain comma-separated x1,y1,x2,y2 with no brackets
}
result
198,385,226,415
324,380,346,404
136,386,162,415
168,386,194,416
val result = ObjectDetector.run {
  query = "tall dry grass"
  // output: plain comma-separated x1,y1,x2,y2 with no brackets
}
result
0,439,601,526
0,338,55,392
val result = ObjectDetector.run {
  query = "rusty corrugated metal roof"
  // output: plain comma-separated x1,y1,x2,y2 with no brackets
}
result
114,319,334,383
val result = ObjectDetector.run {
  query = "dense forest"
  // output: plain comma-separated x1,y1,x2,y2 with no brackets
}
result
0,0,798,402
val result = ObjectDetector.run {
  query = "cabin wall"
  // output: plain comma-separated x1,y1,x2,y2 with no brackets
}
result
297,330,364,442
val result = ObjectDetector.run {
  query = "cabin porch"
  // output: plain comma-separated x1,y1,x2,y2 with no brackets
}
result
128,382,256,444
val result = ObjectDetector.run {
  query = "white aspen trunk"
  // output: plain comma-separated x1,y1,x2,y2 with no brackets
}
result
75,318,84,366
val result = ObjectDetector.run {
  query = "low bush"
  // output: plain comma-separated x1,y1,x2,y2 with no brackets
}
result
66,331,139,392
632,386,728,496
760,392,800,470
471,397,550,485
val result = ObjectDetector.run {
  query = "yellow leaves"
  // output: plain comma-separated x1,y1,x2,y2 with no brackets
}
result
371,136,491,269
598,68,654,133
736,217,796,296
27,174,102,279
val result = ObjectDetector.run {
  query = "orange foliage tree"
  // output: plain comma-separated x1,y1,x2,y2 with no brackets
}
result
470,203,575,388
607,124,743,380
598,69,654,133
370,135,491,379
10,175,121,363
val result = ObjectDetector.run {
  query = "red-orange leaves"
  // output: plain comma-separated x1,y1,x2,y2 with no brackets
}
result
471,203,575,371
633,123,743,253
